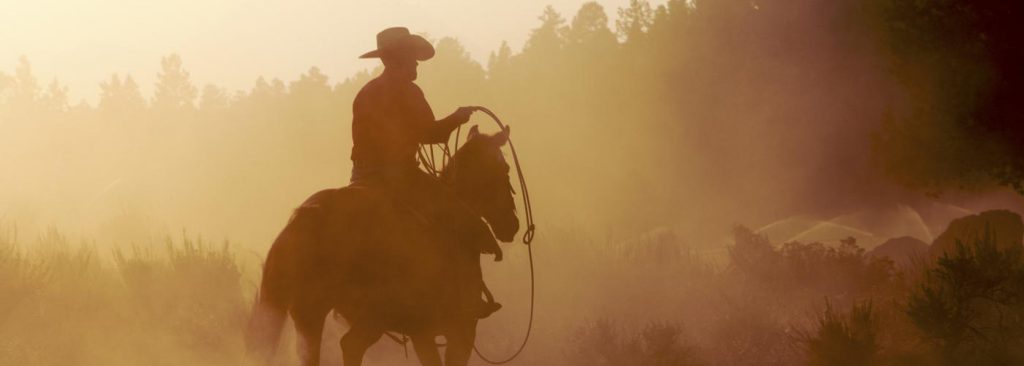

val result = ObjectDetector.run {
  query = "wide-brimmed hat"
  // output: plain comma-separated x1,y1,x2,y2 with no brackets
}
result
359,27,435,61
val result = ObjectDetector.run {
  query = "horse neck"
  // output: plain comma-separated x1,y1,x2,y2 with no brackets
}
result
439,159,475,207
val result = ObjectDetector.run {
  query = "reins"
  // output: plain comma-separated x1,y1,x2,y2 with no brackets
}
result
417,106,536,364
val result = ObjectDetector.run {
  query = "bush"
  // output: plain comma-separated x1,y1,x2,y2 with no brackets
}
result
799,300,878,366
906,231,1024,365
0,226,47,324
0,227,248,365
568,319,704,366
729,227,897,300
113,233,246,358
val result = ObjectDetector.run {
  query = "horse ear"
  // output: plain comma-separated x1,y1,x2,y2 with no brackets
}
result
468,125,480,140
493,125,510,146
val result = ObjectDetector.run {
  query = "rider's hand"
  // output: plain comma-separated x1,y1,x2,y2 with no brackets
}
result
451,106,477,124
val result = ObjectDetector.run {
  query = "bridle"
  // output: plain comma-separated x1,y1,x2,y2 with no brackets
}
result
416,106,536,364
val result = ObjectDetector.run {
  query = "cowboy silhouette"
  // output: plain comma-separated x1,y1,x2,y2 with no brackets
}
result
349,27,502,318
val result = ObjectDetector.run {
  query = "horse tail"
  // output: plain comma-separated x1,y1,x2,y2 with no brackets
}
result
245,191,333,363
244,222,295,363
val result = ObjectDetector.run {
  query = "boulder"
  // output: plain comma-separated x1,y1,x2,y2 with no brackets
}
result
868,236,928,268
929,209,1023,258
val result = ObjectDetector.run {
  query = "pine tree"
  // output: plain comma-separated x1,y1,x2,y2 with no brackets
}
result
288,67,331,99
0,72,11,107
40,79,69,112
616,0,655,44
487,41,514,80
99,74,146,114
153,54,198,111
199,84,230,111
419,37,486,107
523,6,567,58
10,56,40,110
567,2,617,51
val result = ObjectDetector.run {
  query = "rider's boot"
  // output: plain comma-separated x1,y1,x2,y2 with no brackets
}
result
475,281,502,318
460,219,503,319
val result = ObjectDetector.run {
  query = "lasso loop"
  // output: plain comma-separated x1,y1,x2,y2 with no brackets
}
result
417,106,536,364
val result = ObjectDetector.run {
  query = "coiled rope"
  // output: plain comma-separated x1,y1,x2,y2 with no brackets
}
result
418,106,536,364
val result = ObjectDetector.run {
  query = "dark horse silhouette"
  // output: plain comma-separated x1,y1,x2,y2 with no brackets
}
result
246,127,520,366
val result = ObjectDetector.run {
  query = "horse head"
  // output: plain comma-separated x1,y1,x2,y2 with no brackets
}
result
443,125,520,242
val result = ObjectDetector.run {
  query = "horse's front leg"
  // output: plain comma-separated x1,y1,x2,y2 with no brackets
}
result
443,318,478,366
410,333,442,366
339,324,383,366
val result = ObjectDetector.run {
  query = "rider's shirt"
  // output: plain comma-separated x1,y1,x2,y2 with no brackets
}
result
351,75,435,170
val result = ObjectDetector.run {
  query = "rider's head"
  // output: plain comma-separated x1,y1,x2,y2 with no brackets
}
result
359,27,434,83
381,54,419,82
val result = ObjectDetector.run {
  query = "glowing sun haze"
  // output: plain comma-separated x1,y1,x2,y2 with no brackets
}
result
1,0,642,103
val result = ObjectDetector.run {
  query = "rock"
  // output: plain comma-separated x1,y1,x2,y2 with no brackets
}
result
929,209,1023,258
868,236,928,268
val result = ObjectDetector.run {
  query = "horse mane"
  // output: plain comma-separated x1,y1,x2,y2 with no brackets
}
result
439,135,482,180
439,131,506,181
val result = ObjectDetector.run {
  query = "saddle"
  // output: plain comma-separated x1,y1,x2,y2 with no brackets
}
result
298,185,503,319
324,182,503,261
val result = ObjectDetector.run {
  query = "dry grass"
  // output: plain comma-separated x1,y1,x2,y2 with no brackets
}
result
1,222,1021,365
0,226,248,365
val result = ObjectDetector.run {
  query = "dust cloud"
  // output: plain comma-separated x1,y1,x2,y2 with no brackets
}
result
3,0,1024,365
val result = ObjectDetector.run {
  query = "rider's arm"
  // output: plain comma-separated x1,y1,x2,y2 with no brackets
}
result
421,115,464,144
408,84,464,144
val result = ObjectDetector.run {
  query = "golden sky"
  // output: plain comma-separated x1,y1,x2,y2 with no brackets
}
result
1,0,642,103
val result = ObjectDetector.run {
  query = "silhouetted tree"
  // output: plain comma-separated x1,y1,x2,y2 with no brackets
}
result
249,76,287,102
486,41,513,81
6,56,41,115
522,6,568,60
288,67,331,99
153,54,198,111
871,0,1024,194
418,37,486,109
99,74,146,114
567,2,617,52
40,79,69,113
906,233,1024,364
616,0,654,44
199,84,230,112
286,67,336,126
0,72,10,99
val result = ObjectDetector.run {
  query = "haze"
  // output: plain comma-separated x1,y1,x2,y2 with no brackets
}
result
4,1,1024,364
1,0,640,103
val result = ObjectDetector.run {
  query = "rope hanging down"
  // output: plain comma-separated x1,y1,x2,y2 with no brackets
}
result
417,106,536,364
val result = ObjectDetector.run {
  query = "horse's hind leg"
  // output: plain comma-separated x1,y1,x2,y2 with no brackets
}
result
291,302,330,366
444,318,478,366
411,333,442,366
340,324,383,366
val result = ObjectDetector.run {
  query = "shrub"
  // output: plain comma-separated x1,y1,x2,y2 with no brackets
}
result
906,231,1024,365
568,319,704,366
729,226,897,300
113,233,246,358
0,226,248,365
799,300,878,366
0,227,47,324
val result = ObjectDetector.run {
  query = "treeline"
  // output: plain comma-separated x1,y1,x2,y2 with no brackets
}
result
1,0,1020,243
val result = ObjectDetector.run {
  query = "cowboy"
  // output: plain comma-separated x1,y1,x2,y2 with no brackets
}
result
350,27,502,318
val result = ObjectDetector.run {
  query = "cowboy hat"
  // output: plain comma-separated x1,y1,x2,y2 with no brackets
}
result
359,27,435,61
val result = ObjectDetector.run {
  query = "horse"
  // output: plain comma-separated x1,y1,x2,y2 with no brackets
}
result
245,125,520,366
